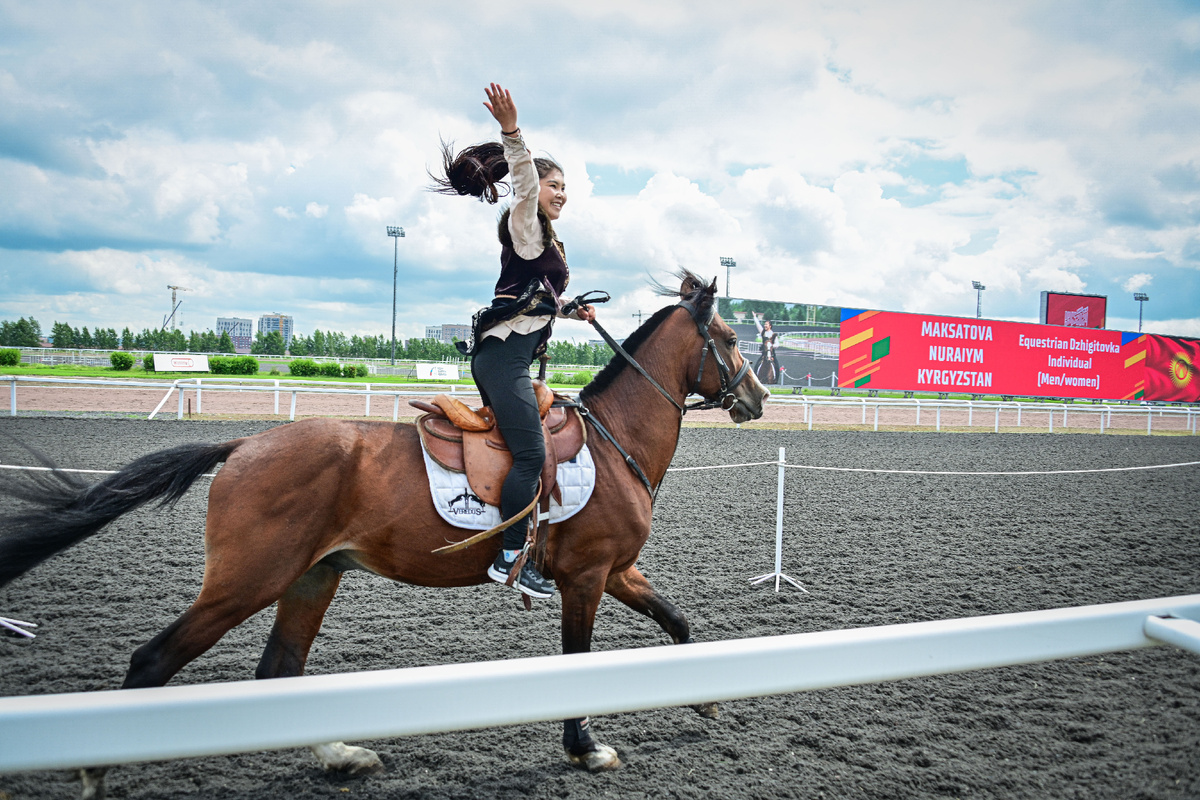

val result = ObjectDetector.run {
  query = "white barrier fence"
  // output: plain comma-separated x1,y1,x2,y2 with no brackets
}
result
774,395,1198,435
1,594,1197,773
3,374,1196,433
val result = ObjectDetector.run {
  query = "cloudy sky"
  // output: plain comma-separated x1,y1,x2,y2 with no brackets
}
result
1,0,1197,343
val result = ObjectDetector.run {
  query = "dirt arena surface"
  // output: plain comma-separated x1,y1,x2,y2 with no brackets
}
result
1,418,1198,800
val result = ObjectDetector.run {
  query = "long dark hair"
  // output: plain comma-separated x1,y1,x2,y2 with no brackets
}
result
430,138,564,248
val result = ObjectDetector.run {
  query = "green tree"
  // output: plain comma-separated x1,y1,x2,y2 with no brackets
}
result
217,330,236,353
120,327,133,349
0,317,43,347
251,330,285,355
50,321,75,348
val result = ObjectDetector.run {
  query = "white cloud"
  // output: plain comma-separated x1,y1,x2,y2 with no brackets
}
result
305,202,328,218
1122,273,1153,293
274,206,296,220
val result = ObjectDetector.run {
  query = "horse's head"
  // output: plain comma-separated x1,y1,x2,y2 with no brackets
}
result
676,272,769,423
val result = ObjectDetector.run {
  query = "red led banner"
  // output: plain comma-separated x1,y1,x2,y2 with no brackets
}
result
838,310,1148,400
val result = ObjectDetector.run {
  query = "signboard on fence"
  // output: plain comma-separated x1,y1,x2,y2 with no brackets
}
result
161,355,210,372
416,364,460,381
837,309,1146,401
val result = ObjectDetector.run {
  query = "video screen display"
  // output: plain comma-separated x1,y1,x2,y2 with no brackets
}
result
1040,291,1107,329
717,297,841,388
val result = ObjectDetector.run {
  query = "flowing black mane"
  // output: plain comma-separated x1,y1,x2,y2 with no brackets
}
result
579,270,716,402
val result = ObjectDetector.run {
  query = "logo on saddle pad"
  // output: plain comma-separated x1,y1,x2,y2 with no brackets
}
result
447,490,487,518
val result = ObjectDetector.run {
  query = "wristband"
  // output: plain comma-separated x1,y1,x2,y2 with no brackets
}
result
501,127,520,137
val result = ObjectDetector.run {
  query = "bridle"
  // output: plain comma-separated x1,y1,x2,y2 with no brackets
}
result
569,291,751,417
676,298,753,412
557,291,754,497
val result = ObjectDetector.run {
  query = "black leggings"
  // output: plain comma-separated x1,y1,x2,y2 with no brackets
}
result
471,330,545,550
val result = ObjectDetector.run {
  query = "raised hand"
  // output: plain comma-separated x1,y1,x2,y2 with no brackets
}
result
483,83,519,133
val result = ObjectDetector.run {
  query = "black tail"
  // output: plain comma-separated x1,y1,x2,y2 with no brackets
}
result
0,440,242,589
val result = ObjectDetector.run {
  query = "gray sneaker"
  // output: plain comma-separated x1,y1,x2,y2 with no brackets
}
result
488,552,555,598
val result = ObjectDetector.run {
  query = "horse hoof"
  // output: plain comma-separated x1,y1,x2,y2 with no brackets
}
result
310,742,384,775
566,742,622,772
80,767,107,800
691,701,719,719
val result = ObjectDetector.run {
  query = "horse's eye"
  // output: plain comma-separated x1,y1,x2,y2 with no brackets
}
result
727,337,737,347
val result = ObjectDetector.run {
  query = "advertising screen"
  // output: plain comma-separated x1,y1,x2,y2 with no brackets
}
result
838,309,1148,401
718,297,842,387
1040,291,1107,329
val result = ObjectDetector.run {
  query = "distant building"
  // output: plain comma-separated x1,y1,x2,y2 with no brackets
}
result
258,313,294,349
425,323,471,343
216,317,253,354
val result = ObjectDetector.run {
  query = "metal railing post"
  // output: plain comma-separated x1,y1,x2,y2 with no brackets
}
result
936,405,941,432
873,404,879,431
915,399,921,426
274,380,280,416
365,384,371,417
9,378,15,417
1049,409,1053,433
290,391,297,421
968,401,973,427
994,405,999,433
393,394,400,422
1147,409,1152,435
177,386,184,420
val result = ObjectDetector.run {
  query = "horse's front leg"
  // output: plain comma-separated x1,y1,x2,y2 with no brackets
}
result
605,566,718,719
560,570,622,772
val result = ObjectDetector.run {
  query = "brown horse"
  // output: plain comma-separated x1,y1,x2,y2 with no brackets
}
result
0,272,768,795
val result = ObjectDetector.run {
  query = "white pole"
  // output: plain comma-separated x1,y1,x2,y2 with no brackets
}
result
9,378,14,417
1147,409,1152,436
1049,409,1053,433
861,398,866,425
968,401,973,427
365,384,371,417
915,399,921,426
393,394,400,422
774,447,785,591
807,403,814,431
176,387,183,420
936,405,941,432
1063,406,1068,429
274,380,280,416
873,404,879,432
1099,410,1105,434
994,405,999,433
289,391,297,421
1017,404,1022,427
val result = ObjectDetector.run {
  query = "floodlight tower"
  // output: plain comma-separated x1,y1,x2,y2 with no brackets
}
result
386,226,406,365
972,281,986,318
165,285,191,330
720,257,736,297
1134,292,1149,332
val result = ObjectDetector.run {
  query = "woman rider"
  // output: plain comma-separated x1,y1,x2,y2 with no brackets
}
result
753,312,778,385
433,83,595,599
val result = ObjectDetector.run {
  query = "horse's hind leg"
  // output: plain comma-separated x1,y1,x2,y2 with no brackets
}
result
255,561,382,775
605,566,718,719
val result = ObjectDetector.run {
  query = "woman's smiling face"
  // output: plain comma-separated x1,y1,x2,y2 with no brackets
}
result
538,170,566,220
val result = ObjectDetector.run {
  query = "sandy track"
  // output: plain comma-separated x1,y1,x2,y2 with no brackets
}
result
1,420,1199,799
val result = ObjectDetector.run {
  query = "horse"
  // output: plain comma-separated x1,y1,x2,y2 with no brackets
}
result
0,271,768,798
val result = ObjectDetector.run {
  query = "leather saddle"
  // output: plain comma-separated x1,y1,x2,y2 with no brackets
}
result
411,381,586,508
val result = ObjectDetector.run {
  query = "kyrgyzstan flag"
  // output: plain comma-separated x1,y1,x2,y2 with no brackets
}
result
1144,335,1200,402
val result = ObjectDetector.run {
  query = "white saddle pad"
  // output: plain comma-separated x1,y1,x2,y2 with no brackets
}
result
421,443,596,530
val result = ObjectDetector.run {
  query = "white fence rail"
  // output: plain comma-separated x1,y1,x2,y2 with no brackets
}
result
3,375,1196,433
1,594,1197,773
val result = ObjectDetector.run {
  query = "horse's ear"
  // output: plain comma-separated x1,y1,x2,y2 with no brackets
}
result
708,276,718,294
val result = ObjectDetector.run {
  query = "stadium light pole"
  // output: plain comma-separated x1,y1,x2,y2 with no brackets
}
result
972,281,986,318
1134,292,1149,333
720,257,736,297
387,226,406,365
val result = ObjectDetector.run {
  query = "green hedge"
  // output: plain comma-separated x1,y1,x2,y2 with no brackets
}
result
0,349,18,367
210,355,259,375
110,351,134,370
287,359,366,378
288,358,319,377
143,353,155,371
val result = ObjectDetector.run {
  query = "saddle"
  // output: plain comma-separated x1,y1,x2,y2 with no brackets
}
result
411,381,586,507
